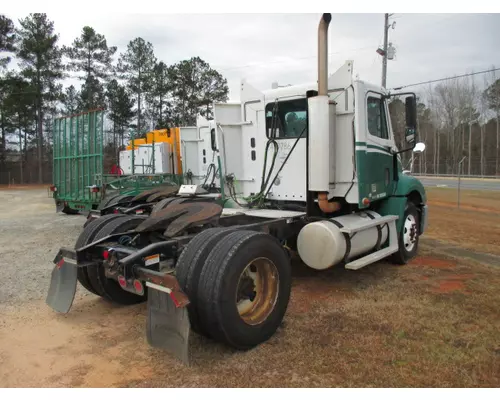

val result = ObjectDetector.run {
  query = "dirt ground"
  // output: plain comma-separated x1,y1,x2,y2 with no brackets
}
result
0,186,499,388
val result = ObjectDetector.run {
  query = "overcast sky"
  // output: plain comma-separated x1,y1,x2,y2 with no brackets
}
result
3,12,500,100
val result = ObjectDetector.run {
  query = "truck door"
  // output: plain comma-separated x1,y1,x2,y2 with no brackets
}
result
356,90,395,207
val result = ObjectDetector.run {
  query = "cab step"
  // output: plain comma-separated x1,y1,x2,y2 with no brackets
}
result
344,216,399,270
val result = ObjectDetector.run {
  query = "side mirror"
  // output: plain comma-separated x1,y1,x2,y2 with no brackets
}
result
413,142,425,153
404,96,417,146
405,96,417,128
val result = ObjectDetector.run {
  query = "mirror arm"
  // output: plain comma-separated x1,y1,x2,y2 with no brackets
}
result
394,147,412,155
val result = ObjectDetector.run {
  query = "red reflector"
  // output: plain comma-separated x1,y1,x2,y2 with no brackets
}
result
91,187,99,193
50,185,56,192
362,197,370,206
113,209,119,214
118,275,127,288
133,280,144,294
103,250,109,260
169,292,180,307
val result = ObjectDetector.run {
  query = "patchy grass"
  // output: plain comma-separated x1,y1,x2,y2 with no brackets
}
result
425,187,500,256
426,187,500,212
129,252,500,387
2,247,499,388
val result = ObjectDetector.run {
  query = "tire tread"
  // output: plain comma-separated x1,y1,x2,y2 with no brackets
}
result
197,230,291,349
176,227,235,336
75,214,123,295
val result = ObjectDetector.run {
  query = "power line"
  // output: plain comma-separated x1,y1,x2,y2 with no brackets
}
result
392,67,500,91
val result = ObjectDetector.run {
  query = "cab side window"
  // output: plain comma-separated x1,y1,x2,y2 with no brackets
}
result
367,96,389,140
265,98,308,139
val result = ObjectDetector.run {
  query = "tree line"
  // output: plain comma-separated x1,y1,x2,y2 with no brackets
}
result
389,70,500,177
0,13,229,184
1,13,499,185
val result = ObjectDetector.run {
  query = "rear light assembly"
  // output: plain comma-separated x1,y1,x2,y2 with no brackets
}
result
118,275,127,288
49,185,57,192
105,251,146,296
89,185,100,193
133,279,144,295
117,275,145,296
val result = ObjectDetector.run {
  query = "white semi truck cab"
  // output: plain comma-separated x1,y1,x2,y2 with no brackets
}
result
47,13,428,366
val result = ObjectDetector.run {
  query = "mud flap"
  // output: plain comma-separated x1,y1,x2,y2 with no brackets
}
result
46,258,78,314
146,284,191,366
55,201,65,213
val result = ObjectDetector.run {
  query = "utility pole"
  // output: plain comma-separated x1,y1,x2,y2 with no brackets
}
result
381,13,389,88
468,107,472,176
377,13,395,88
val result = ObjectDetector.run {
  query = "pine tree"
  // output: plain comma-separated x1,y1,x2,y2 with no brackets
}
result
16,13,65,183
117,37,156,136
106,79,135,149
78,74,106,111
146,61,173,129
64,26,116,111
0,15,16,69
197,62,229,120
62,85,79,115
0,74,17,171
169,57,229,125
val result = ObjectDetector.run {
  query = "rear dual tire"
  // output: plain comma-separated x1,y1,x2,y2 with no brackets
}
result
175,227,237,336
86,215,148,305
178,229,292,350
75,214,124,295
74,214,147,305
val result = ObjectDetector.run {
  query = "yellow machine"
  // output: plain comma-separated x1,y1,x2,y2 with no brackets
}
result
126,128,183,175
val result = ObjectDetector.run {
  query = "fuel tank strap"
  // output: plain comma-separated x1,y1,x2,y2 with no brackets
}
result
329,219,351,263
365,212,383,250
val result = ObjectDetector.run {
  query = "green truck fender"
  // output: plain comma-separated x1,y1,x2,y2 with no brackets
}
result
376,174,428,235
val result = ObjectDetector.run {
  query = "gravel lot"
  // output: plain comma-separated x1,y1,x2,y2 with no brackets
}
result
0,188,88,309
1,187,499,388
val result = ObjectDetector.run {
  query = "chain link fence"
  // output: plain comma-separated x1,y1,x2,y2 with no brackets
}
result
408,157,500,178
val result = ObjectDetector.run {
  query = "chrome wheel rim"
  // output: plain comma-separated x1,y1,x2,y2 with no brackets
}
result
403,214,418,252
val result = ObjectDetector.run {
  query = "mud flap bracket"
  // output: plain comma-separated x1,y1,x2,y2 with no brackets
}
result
146,282,191,366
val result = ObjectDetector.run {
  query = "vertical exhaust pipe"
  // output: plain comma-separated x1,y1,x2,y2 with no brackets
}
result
318,13,332,96
309,13,340,214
